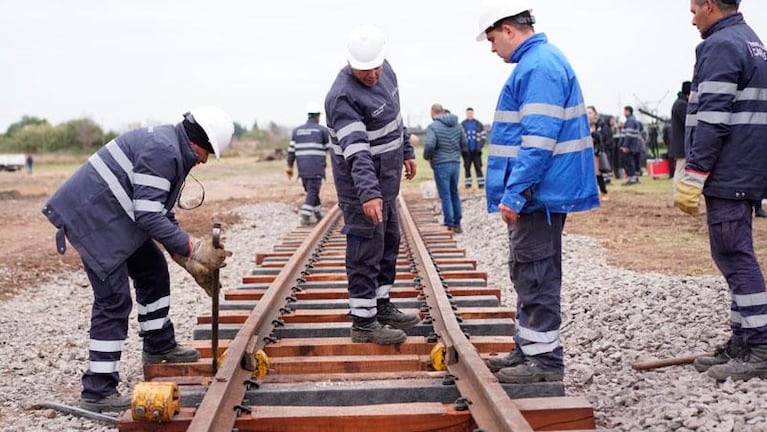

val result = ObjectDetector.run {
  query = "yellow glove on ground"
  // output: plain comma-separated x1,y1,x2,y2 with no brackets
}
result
190,236,232,270
171,255,219,297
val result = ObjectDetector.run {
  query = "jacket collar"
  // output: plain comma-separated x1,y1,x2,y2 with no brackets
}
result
510,33,547,64
176,123,200,173
703,12,743,39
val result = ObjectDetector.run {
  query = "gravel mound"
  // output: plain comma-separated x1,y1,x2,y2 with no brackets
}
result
2,198,764,431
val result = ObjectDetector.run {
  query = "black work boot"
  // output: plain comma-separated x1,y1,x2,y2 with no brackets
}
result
376,299,421,329
487,348,525,372
707,344,767,382
80,392,131,413
693,339,747,372
350,318,407,344
314,211,323,222
495,360,564,384
300,214,312,226
143,345,200,364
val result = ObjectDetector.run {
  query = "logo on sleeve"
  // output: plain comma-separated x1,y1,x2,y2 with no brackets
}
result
747,41,767,61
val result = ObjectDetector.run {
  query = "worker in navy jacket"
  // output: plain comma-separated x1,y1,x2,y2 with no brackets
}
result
677,0,767,382
287,103,331,226
325,24,420,345
42,106,234,412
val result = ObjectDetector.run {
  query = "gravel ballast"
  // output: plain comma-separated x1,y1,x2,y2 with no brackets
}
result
1,198,764,431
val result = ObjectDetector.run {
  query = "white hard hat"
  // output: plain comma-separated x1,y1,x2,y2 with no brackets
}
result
476,0,534,41
346,24,386,70
188,106,234,159
306,102,322,114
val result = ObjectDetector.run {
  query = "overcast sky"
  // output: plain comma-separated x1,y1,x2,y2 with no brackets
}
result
3,1,767,133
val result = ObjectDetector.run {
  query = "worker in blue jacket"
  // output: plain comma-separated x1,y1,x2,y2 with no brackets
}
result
475,0,599,384
325,24,420,345
286,103,331,226
42,106,234,412
676,0,767,382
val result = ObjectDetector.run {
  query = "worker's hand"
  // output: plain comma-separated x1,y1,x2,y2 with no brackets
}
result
286,168,294,180
403,159,417,180
674,169,707,216
190,236,232,270
675,182,703,215
171,255,219,297
362,198,383,224
498,203,519,225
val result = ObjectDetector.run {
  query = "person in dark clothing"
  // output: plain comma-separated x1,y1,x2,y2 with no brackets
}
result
677,0,767,382
41,106,234,412
324,24,420,345
619,106,643,185
587,106,609,198
670,81,691,189
425,103,468,232
460,107,486,189
286,103,331,226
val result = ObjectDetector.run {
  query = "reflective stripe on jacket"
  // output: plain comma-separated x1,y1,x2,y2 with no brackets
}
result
325,60,415,205
486,33,599,215
685,13,767,200
42,124,197,280
287,118,330,178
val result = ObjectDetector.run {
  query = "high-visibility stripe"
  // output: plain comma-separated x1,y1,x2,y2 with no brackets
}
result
335,121,367,141
698,80,738,96
350,307,377,318
367,115,401,141
294,150,327,157
137,296,170,315
487,136,591,158
134,199,165,213
134,173,170,191
89,339,124,353
139,317,169,332
522,135,557,152
517,325,560,343
519,340,561,356
343,143,371,158
376,284,392,299
89,153,135,221
494,110,520,123
734,292,767,308
89,360,120,374
732,311,767,329
106,141,170,192
349,297,376,308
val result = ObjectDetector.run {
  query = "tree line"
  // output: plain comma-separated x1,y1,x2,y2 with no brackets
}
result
0,115,290,155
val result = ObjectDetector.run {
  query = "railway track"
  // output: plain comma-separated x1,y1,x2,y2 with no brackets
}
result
118,195,596,432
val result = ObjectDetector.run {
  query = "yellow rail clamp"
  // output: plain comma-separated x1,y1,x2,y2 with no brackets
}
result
430,342,447,371
131,381,180,423
254,349,270,378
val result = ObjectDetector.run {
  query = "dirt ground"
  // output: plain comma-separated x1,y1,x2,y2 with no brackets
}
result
3,158,767,299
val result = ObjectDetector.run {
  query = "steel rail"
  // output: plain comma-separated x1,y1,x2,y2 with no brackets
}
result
187,206,341,432
397,195,534,432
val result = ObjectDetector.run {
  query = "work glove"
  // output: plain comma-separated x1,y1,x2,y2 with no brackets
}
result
171,255,219,297
285,168,294,180
189,236,232,270
674,169,708,216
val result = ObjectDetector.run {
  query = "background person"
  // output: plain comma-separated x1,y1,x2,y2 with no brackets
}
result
460,107,486,189
41,106,234,412
676,0,767,382
424,103,467,233
286,103,331,226
324,24,420,345
476,0,599,384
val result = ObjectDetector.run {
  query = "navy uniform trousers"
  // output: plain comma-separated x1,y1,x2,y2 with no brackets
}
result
706,196,767,345
81,239,177,399
300,177,323,218
508,211,566,371
343,201,400,319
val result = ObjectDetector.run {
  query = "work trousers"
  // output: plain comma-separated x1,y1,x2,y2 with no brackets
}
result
433,162,462,228
508,212,566,370
621,150,639,178
341,201,400,320
706,196,767,345
300,177,323,218
81,239,176,399
462,151,484,188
